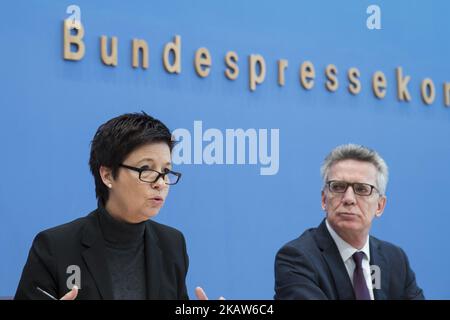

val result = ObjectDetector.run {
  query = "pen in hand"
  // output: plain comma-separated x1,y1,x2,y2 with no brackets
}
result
36,285,79,300
36,286,57,300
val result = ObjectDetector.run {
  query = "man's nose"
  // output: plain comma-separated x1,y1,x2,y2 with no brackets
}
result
341,185,357,205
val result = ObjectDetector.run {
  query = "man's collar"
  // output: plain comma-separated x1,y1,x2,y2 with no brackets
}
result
325,219,370,263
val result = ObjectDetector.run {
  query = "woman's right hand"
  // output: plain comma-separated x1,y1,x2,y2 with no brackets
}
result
195,286,225,300
60,285,78,300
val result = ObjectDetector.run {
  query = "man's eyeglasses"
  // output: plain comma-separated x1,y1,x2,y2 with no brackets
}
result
326,180,379,196
120,164,182,185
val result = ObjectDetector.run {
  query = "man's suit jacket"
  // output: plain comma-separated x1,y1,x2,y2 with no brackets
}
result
15,209,189,300
274,219,424,300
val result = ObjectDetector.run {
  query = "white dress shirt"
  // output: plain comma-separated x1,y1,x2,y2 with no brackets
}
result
325,219,374,300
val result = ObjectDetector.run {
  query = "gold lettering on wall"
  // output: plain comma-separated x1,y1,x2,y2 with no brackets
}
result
225,51,239,80
61,21,449,108
278,59,288,86
325,64,338,92
132,39,149,69
421,78,435,105
396,67,411,101
63,20,85,61
100,36,118,66
163,35,181,74
194,47,212,78
444,83,450,107
372,71,387,99
300,61,315,90
348,67,361,95
249,54,266,91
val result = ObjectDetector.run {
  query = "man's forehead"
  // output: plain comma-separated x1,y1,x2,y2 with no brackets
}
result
329,159,378,178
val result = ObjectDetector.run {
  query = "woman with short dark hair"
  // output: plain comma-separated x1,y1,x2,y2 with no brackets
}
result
15,112,192,300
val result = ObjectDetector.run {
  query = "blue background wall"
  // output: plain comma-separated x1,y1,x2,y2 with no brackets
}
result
1,0,449,298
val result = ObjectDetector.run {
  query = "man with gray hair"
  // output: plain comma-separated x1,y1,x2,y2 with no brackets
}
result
274,144,424,300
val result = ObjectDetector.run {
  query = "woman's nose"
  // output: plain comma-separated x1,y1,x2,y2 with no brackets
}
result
153,174,169,189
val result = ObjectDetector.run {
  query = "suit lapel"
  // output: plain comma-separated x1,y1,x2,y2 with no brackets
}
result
81,211,114,300
370,237,389,300
315,220,355,300
144,222,163,299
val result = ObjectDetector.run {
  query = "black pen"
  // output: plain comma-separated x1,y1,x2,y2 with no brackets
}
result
36,286,57,300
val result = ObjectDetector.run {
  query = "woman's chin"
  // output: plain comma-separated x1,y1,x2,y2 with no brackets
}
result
144,207,161,218
133,203,164,222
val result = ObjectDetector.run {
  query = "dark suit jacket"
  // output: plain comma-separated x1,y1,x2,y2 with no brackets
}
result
15,209,189,300
274,219,424,300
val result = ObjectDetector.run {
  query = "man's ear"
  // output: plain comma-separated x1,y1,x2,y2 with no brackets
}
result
321,190,327,211
99,166,114,189
375,195,387,217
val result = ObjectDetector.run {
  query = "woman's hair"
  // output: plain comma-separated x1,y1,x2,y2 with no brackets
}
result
89,112,173,203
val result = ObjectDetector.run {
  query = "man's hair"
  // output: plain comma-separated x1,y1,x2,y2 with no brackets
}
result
89,112,173,203
320,144,389,195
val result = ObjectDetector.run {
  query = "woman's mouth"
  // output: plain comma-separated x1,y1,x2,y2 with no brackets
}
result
148,196,164,206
